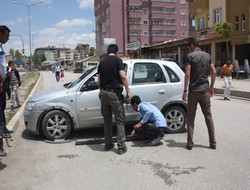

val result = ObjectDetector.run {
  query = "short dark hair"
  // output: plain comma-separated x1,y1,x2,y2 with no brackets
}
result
0,25,11,35
8,60,14,66
187,37,198,47
130,95,141,105
107,44,118,54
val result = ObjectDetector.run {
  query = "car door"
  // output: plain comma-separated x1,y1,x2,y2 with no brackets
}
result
125,61,179,121
76,73,103,128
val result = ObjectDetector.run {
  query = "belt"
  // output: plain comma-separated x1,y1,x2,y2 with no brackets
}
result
102,88,117,93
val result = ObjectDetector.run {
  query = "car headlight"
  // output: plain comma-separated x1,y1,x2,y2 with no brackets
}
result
25,101,35,111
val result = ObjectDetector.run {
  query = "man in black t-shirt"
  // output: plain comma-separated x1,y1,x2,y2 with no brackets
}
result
97,44,130,155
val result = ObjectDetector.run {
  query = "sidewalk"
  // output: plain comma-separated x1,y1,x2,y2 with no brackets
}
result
213,77,250,100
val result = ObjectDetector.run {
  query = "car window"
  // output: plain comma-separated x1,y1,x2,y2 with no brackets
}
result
64,66,97,88
164,65,180,83
132,62,166,84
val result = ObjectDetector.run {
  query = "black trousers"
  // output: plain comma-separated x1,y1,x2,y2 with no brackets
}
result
135,123,165,139
0,84,6,150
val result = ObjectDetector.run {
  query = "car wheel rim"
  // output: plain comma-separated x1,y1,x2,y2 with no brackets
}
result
46,115,68,138
166,110,184,131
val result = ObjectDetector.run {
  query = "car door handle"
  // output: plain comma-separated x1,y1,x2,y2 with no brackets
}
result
159,89,165,94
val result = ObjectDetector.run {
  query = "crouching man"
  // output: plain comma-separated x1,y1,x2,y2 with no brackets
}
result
130,95,167,146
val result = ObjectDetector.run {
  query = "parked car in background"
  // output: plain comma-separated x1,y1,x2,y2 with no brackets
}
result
23,59,187,140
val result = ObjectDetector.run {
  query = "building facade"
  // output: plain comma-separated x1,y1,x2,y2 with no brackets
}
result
190,0,250,67
94,0,189,57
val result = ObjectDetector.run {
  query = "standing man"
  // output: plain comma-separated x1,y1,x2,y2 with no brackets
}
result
0,25,11,156
221,58,233,100
97,44,130,155
182,37,217,150
54,64,61,81
7,61,21,108
130,95,167,146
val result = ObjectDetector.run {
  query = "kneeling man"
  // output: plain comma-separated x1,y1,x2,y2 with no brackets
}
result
130,95,167,146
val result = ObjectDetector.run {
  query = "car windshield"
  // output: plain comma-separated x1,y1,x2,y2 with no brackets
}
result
64,66,97,88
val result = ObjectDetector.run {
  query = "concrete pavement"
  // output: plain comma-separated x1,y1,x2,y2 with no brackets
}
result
213,77,250,100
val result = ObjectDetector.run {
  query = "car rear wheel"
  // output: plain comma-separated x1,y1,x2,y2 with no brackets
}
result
163,106,187,133
42,110,72,140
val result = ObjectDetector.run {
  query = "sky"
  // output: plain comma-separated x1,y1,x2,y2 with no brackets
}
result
0,0,95,56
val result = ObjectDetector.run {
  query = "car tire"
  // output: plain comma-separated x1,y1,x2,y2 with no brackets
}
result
42,110,72,140
163,106,187,133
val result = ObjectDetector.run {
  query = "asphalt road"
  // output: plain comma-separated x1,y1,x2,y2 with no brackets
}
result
0,71,249,190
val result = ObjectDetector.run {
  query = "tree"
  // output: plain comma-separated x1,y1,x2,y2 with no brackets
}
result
33,52,46,68
15,50,22,60
9,48,15,59
215,21,233,58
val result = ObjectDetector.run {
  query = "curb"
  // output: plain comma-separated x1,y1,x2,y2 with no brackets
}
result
214,88,250,100
4,73,43,148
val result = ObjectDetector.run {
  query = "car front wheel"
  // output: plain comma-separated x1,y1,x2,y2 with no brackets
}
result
42,110,72,140
163,106,187,133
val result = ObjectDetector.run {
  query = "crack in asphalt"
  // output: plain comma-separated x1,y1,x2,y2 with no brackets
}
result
113,158,205,187
57,154,79,159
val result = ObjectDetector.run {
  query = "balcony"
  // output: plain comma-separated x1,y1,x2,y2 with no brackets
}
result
196,27,220,41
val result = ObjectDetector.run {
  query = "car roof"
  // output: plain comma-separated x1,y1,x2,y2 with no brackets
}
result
122,58,177,66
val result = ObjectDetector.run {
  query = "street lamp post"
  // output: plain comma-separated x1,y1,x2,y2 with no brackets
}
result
13,0,43,71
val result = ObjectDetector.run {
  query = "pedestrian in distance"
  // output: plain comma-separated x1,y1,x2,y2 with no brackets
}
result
7,60,21,108
0,25,13,157
60,68,65,81
221,58,233,101
130,95,167,146
54,64,61,82
97,44,130,155
182,37,217,150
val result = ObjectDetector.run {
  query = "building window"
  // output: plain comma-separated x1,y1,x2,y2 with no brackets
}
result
143,8,148,14
181,32,187,38
214,8,222,23
235,16,239,32
144,31,148,36
198,17,204,30
181,21,186,27
180,0,186,4
144,20,148,25
242,14,246,31
181,9,187,15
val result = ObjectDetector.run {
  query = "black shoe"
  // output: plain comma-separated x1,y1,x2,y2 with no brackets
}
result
0,149,7,157
118,146,127,155
226,97,230,101
186,144,193,150
2,133,11,138
224,97,227,100
4,128,14,134
146,136,161,146
210,144,216,149
104,143,114,151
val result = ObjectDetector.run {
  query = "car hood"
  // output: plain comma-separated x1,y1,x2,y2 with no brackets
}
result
28,85,69,102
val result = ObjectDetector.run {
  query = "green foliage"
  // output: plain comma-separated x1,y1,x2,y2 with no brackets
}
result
15,50,22,60
9,48,15,58
33,53,46,67
215,22,233,39
215,21,233,58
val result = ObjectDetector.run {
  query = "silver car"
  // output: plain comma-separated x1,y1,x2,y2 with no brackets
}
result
23,59,187,140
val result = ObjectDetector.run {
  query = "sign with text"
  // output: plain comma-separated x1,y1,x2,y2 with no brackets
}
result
104,38,116,45
125,41,140,50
